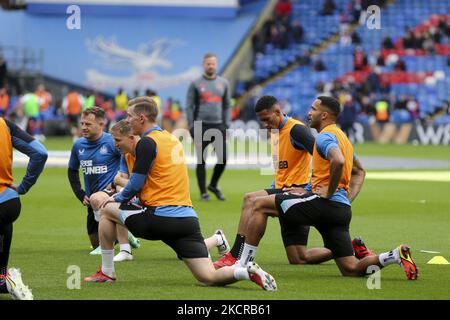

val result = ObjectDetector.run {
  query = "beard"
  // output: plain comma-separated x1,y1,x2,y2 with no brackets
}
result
205,69,216,77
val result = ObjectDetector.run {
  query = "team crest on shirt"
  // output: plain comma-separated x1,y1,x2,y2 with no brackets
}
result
79,148,85,155
215,83,223,91
100,145,108,155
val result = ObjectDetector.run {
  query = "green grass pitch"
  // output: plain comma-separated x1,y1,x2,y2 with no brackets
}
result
3,166,450,300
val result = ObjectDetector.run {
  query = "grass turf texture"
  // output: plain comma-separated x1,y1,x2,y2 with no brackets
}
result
3,167,450,300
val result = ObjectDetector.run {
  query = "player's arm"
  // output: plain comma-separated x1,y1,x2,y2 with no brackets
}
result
114,137,156,203
114,172,129,192
67,142,87,203
324,147,345,199
186,82,197,129
113,155,130,189
348,156,365,202
289,124,315,154
7,119,48,195
314,133,343,199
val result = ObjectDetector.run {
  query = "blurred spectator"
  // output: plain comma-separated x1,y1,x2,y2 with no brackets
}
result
338,90,357,138
382,36,394,49
132,88,140,98
439,19,450,37
353,48,368,71
406,97,420,120
63,89,84,141
231,99,240,121
19,91,44,140
422,32,436,55
315,81,325,94
291,20,304,43
297,49,312,65
314,59,326,71
403,31,415,49
275,0,292,20
84,90,96,110
0,87,9,116
252,32,265,55
94,91,103,107
365,68,381,93
394,58,406,71
102,98,115,131
340,30,352,46
394,95,408,110
375,98,389,123
429,27,442,44
114,87,128,121
351,31,361,44
36,84,52,113
320,0,336,16
348,0,362,23
0,55,7,87
145,89,160,111
359,95,375,116
270,24,289,49
35,84,52,138
162,97,175,131
262,18,275,43
376,53,385,66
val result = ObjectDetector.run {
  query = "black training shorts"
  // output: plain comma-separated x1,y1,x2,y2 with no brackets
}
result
264,188,310,247
119,203,209,259
275,192,353,258
0,198,21,224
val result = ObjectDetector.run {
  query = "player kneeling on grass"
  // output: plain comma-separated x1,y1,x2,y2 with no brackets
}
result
238,97,418,281
84,97,276,291
90,120,229,262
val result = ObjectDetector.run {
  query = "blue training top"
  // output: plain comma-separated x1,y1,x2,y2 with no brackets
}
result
68,132,121,196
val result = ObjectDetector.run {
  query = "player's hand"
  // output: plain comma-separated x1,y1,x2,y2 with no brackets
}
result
100,196,116,209
8,184,19,192
282,187,305,195
314,185,330,198
82,196,91,206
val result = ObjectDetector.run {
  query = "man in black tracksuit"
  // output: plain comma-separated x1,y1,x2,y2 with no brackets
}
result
186,53,231,201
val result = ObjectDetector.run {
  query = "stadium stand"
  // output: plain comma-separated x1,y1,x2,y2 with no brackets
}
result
247,0,450,126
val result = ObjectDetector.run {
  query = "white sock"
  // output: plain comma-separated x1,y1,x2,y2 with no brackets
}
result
214,233,223,247
238,243,258,267
120,244,131,254
233,266,250,280
378,248,400,267
101,249,115,276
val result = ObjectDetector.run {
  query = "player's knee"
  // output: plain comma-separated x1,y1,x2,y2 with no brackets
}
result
287,255,307,265
243,193,255,206
90,192,106,211
252,199,267,215
340,264,360,277
286,247,308,264
194,272,216,286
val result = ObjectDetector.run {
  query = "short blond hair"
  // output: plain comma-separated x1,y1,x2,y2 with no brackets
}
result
110,119,132,136
128,96,158,122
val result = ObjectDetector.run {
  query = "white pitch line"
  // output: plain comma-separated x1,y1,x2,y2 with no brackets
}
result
366,171,450,182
